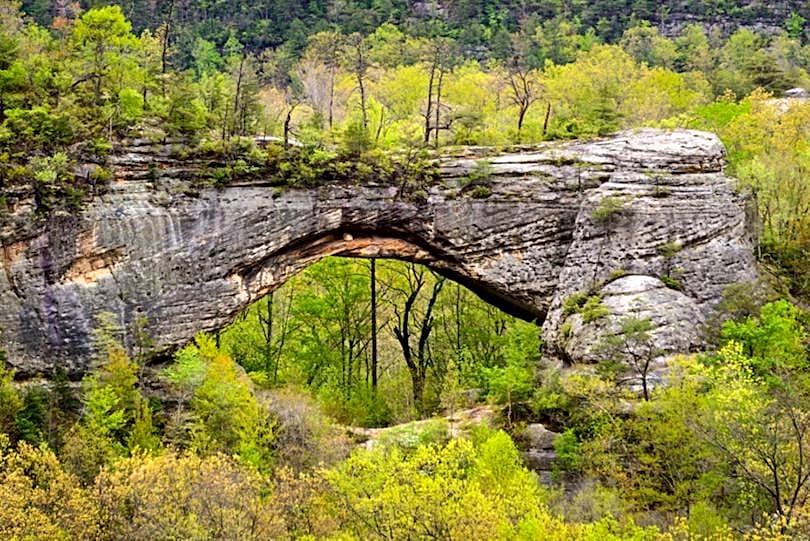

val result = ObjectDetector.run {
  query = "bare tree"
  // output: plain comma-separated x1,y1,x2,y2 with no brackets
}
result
342,33,371,134
421,38,455,147
389,264,446,416
596,315,662,401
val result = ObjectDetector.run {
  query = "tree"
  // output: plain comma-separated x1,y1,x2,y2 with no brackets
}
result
504,32,544,141
389,264,445,416
285,258,375,419
421,37,456,147
223,287,297,386
0,359,21,439
323,431,555,539
164,335,274,470
0,21,24,123
301,30,343,130
674,24,713,74
341,32,372,138
619,23,677,68
191,37,223,78
544,45,638,137
60,339,159,483
222,37,261,137
370,258,379,391
596,316,662,401
71,6,138,107
94,452,280,539
696,341,810,527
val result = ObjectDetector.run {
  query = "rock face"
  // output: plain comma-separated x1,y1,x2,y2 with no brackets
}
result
0,129,758,377
520,423,561,478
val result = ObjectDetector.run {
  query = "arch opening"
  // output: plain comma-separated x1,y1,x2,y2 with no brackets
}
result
208,250,544,426
232,229,545,333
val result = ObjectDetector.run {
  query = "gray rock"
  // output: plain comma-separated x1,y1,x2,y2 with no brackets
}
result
522,423,560,450
560,275,706,365
522,449,558,471
0,129,759,377
785,88,809,99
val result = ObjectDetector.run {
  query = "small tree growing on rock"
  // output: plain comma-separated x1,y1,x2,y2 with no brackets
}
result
596,315,662,401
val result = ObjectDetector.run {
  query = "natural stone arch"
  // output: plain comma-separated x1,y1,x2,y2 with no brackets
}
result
0,129,758,377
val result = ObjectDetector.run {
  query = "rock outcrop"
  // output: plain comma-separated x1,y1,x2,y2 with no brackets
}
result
0,129,758,377
520,423,561,481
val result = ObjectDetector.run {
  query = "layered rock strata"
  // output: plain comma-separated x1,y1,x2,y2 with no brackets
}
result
0,129,758,376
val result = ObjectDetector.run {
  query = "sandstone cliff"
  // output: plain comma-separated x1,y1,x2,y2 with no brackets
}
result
0,129,758,377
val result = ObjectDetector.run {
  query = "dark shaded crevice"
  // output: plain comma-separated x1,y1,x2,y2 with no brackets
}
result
427,265,545,325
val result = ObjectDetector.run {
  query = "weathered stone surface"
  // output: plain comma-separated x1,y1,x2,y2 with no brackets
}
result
0,129,758,377
521,423,560,451
785,87,809,99
560,275,707,370
522,449,558,472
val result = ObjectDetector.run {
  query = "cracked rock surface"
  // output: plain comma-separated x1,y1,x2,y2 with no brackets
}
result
0,129,758,377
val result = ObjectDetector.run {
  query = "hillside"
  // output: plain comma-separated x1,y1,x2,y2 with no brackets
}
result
19,0,810,61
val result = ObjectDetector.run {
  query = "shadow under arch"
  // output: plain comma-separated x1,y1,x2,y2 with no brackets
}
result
235,228,544,331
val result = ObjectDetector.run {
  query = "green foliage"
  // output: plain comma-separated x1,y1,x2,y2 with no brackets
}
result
592,195,628,225
657,241,683,259
375,418,451,450
596,316,663,401
553,428,582,472
0,361,22,439
563,292,610,323
786,12,807,40
469,184,493,198
324,430,551,539
659,275,682,290
2,1,810,536
95,452,280,539
719,299,809,378
462,159,493,185
165,336,275,470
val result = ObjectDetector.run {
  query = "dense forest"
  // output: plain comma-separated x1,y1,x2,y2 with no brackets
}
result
1,0,810,538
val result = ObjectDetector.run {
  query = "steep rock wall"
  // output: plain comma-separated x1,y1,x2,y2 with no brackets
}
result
0,129,758,376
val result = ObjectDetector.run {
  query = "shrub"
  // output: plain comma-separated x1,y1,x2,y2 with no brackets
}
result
0,441,97,539
592,196,627,225
261,387,352,471
375,418,451,450
94,452,282,540
563,292,610,323
470,185,493,198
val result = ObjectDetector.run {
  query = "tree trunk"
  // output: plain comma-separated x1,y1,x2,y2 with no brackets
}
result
423,63,435,144
434,68,444,149
232,54,245,137
370,259,378,391
328,63,335,130
160,0,175,93
283,104,297,149
517,103,527,139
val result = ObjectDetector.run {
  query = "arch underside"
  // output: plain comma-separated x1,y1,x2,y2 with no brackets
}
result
237,231,546,329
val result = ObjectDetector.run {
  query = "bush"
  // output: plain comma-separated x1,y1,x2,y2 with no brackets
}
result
592,196,627,225
563,292,610,323
261,387,352,471
374,418,451,450
95,452,282,540
470,185,493,198
0,441,97,539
